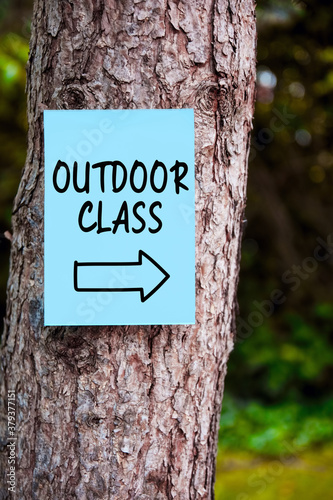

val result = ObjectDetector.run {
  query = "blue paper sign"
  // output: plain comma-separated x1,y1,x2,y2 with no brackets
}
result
44,109,195,326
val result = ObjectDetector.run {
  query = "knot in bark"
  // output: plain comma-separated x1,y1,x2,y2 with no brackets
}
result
46,328,97,373
195,80,219,114
57,85,86,109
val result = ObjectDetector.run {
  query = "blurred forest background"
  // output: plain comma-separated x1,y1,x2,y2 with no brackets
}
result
0,0,332,498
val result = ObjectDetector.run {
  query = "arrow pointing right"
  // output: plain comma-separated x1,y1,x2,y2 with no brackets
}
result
74,250,170,302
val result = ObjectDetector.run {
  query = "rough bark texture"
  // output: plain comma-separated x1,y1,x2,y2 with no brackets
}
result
0,1,256,498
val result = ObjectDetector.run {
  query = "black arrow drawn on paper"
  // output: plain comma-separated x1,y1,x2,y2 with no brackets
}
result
74,250,170,302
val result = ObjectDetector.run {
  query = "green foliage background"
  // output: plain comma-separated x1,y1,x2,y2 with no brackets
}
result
0,1,332,498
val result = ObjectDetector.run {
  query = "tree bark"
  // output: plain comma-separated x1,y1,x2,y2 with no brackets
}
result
0,1,256,499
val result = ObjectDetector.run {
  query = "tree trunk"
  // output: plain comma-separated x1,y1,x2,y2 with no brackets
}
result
0,1,256,498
